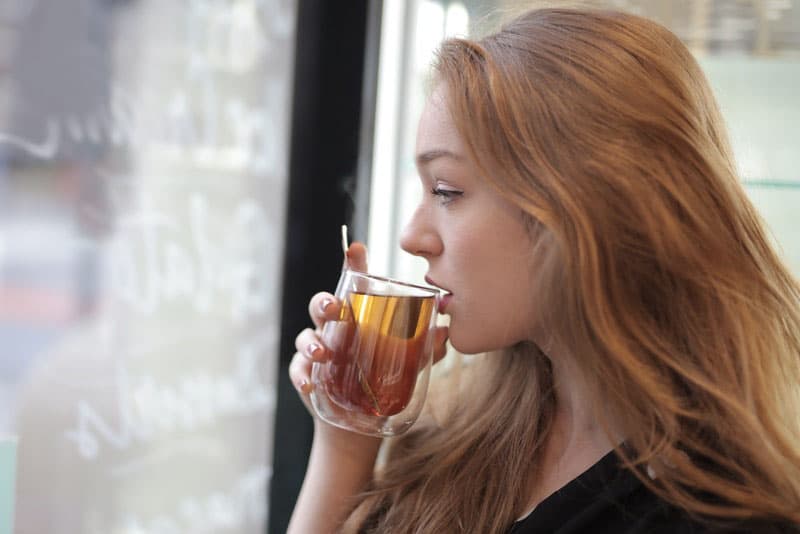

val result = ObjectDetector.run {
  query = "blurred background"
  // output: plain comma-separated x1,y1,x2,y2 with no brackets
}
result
0,1,796,533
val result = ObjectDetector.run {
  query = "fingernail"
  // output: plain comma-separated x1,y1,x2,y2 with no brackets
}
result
319,298,333,313
306,343,322,358
300,380,312,394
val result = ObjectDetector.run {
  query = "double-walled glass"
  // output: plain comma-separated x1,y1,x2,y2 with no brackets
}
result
310,269,440,436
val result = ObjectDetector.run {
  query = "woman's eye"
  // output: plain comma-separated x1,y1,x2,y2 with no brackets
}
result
430,186,463,204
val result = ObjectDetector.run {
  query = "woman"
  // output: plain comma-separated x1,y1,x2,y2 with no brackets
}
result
288,7,800,533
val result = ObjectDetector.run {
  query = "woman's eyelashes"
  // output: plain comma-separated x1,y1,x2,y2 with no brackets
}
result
430,185,464,205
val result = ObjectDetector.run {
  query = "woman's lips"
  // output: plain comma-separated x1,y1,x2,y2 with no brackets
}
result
438,293,452,313
425,276,452,313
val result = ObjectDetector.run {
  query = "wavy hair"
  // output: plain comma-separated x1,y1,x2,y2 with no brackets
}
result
343,7,800,532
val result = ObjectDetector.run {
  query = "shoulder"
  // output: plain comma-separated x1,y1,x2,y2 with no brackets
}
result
597,483,799,534
601,473,799,534
510,451,799,534
621,503,798,534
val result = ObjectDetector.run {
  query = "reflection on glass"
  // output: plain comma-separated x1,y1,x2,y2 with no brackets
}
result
0,1,295,533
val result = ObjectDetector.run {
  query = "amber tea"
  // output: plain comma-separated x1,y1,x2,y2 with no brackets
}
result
319,291,436,417
311,267,440,436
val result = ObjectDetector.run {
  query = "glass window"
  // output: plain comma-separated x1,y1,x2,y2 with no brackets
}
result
0,2,296,532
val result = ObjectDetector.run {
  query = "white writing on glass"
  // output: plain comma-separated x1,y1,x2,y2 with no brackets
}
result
108,192,276,322
115,463,270,534
64,335,274,461
0,76,287,174
0,0,295,174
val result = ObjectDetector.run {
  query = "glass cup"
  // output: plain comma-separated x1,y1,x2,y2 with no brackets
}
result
310,268,441,436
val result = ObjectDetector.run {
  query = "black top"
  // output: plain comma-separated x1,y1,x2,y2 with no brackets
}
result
508,450,795,534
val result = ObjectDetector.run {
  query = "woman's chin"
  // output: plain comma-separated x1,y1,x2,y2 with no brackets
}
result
448,325,527,355
448,333,497,356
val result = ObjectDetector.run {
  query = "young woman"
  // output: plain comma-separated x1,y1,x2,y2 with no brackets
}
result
287,7,800,533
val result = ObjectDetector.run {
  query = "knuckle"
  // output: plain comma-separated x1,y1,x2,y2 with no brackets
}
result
294,328,314,350
309,292,336,321
295,330,325,359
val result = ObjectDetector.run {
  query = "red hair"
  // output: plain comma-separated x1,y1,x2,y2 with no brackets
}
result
344,8,800,532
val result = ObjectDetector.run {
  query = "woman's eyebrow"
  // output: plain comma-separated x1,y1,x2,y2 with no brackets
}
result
415,149,462,166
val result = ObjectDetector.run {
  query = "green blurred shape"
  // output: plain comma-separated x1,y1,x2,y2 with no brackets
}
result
0,437,17,534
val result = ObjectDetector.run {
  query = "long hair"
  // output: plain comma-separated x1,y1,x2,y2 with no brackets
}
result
343,7,800,532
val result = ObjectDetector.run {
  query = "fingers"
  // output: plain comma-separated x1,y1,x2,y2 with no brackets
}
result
345,242,368,272
432,326,449,364
308,292,340,329
289,351,317,418
295,327,329,363
288,350,313,395
290,326,329,402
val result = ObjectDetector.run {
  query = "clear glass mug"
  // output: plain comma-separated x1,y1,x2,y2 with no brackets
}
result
310,268,441,436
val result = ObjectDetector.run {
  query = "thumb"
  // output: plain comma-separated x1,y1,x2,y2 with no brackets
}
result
345,242,369,272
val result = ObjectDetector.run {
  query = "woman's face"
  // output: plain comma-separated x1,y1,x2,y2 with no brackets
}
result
400,87,540,354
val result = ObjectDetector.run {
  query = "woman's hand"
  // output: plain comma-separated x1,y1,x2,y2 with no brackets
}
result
288,242,372,447
287,242,449,534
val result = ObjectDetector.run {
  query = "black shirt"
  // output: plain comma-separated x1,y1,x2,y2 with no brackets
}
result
509,450,795,533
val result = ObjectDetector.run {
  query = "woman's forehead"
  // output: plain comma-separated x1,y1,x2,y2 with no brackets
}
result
416,90,465,156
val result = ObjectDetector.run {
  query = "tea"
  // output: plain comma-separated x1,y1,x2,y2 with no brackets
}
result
320,291,435,416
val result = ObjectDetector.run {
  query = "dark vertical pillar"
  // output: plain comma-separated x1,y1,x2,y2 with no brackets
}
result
269,1,380,533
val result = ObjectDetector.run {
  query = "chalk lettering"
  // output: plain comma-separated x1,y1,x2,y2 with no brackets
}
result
106,192,276,320
65,333,275,461
0,78,288,174
117,464,269,534
0,119,59,159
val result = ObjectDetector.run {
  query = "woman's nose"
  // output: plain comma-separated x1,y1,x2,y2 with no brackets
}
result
399,207,442,259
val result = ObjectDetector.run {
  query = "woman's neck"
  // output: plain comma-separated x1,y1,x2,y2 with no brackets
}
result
518,358,617,521
518,343,622,512
543,338,622,453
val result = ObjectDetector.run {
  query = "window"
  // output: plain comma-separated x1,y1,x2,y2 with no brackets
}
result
368,0,800,279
